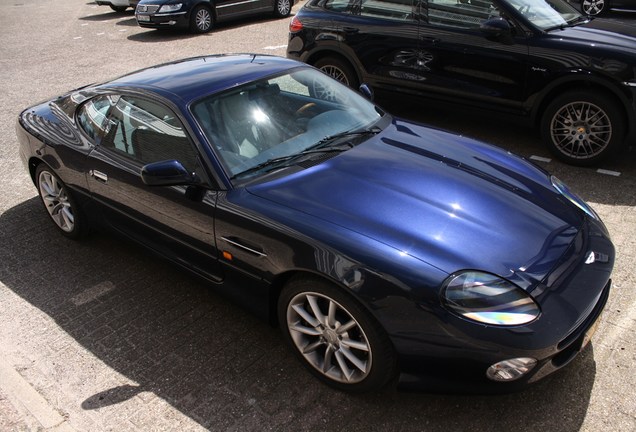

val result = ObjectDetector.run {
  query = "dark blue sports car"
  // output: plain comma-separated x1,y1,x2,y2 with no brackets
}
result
16,54,614,392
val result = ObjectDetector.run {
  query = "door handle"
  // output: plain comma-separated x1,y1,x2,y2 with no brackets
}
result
420,36,440,44
89,170,108,183
343,27,359,34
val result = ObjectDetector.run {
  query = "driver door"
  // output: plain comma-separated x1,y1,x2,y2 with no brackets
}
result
84,94,223,281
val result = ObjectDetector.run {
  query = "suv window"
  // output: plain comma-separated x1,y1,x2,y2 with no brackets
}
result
426,0,497,28
100,96,197,172
360,0,415,21
324,0,354,11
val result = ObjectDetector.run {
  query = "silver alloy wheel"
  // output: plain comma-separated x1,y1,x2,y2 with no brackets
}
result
195,8,212,31
286,291,372,384
550,100,612,160
319,65,350,86
38,170,74,232
276,0,291,15
581,0,605,15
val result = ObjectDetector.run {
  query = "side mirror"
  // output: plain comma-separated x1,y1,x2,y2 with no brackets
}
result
480,18,512,42
359,84,374,101
141,160,194,187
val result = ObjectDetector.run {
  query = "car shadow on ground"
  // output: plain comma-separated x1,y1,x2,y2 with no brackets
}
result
127,15,293,42
79,10,135,22
0,197,596,431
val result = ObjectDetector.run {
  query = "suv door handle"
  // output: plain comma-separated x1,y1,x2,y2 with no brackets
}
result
420,36,440,44
343,27,359,34
89,170,108,183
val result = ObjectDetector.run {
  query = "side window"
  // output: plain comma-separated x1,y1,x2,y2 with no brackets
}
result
426,0,498,29
359,0,416,21
77,96,113,141
100,97,198,172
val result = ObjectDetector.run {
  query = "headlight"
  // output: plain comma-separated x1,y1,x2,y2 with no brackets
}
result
159,3,183,12
442,271,540,326
551,176,599,220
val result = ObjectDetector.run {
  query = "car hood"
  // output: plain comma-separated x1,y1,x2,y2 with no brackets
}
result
246,120,583,286
554,19,636,54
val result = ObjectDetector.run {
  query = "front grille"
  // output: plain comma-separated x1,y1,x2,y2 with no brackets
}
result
137,4,160,13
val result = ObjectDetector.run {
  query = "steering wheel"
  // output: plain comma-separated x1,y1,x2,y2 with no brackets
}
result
295,102,317,116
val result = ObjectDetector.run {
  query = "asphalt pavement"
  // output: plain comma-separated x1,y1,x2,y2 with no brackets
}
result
0,1,635,431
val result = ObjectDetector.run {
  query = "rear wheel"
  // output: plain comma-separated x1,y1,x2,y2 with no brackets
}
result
581,0,607,16
541,90,624,166
35,164,88,239
273,0,292,17
314,57,359,89
190,5,213,33
278,276,397,392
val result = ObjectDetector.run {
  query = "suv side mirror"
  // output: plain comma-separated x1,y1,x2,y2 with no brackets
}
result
141,160,194,187
480,18,513,43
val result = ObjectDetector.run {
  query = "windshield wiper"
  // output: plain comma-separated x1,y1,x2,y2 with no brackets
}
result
312,127,381,150
545,15,589,31
231,128,381,180
230,144,355,180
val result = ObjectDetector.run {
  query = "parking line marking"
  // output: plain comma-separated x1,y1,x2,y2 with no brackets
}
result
530,155,551,163
597,169,621,177
73,36,82,40
96,32,105,36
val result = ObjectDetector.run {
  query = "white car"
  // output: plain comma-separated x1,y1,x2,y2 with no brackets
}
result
95,0,131,13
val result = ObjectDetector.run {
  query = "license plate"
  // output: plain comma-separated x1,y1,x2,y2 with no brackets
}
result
581,316,601,350
136,14,150,22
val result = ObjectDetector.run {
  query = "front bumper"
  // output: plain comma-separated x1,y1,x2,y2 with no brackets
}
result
135,10,189,28
392,216,614,393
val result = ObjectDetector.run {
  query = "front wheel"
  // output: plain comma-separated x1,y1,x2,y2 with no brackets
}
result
580,0,607,16
278,276,397,392
313,57,359,89
190,5,213,33
35,164,88,239
540,90,624,166
273,0,292,17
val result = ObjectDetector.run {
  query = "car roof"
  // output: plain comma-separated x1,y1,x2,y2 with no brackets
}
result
100,54,303,105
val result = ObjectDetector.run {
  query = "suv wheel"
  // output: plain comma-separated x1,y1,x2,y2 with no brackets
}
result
314,57,359,89
190,5,213,33
581,0,607,16
541,90,624,166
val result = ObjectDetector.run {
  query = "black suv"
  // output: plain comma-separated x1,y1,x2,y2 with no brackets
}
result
287,0,636,165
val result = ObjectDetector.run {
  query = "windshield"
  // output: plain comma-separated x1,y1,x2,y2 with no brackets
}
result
191,68,383,180
503,0,583,30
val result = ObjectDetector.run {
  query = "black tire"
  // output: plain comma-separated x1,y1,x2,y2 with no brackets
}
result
580,0,607,16
314,57,359,89
273,0,292,17
189,5,213,34
278,276,397,392
109,5,129,13
540,90,624,166
35,164,88,240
